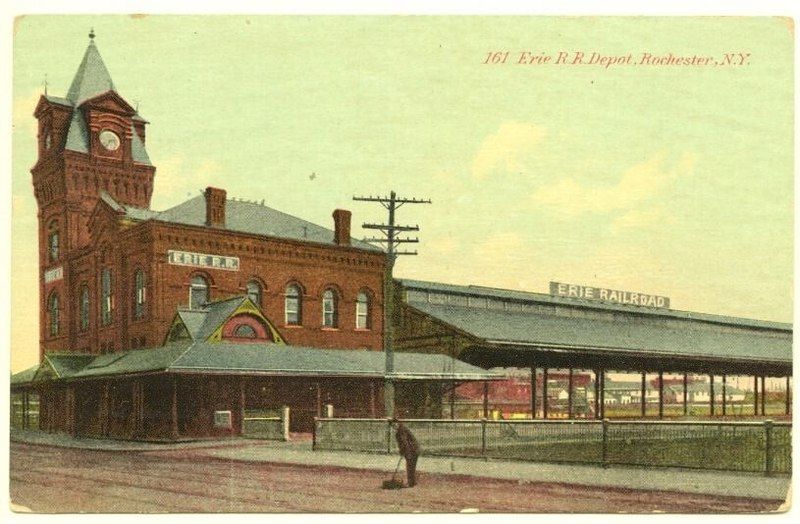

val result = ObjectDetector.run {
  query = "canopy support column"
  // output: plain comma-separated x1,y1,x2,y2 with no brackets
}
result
316,381,322,418
658,371,664,419
482,381,489,419
567,368,574,419
543,368,549,419
683,373,688,417
721,375,727,417
530,367,537,419
369,381,377,417
640,372,647,418
754,375,759,416
593,369,600,420
786,376,791,415
760,376,766,415
709,374,715,417
450,380,456,420
171,375,179,440
599,369,606,419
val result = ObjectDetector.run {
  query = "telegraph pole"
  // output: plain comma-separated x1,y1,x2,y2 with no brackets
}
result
353,191,431,418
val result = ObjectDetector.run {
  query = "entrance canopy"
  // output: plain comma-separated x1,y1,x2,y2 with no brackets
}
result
395,279,792,376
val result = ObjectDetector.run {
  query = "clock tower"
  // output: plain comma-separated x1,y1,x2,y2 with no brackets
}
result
31,31,156,357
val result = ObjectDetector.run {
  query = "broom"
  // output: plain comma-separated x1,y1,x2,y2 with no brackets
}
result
381,456,405,489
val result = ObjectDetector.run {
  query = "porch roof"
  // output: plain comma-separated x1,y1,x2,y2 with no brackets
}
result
11,342,500,386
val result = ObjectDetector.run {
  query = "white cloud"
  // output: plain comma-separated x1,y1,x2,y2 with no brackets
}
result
471,122,546,179
150,154,222,209
610,206,676,234
530,152,695,217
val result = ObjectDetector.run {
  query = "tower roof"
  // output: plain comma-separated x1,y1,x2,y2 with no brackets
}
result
66,37,116,106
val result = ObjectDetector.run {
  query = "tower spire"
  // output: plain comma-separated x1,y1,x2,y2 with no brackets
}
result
89,27,95,41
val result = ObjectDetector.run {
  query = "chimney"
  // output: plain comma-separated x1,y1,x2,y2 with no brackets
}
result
332,209,351,246
204,187,226,228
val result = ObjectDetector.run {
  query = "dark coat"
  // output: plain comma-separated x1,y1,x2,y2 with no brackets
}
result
395,422,420,459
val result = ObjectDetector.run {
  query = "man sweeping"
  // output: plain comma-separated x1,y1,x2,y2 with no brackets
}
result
393,418,420,488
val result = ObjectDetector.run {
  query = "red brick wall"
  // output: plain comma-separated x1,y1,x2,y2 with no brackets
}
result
48,218,385,356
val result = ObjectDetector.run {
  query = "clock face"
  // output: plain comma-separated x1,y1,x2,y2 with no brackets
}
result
99,130,121,151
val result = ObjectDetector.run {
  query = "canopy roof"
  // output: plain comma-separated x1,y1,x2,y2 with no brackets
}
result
11,343,499,387
398,279,792,374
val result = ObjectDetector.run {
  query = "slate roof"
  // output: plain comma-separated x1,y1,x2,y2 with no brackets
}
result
46,353,96,377
10,343,498,386
152,195,380,251
64,110,89,153
66,40,116,106
49,40,152,165
10,365,39,385
176,296,251,342
406,301,792,364
400,279,791,331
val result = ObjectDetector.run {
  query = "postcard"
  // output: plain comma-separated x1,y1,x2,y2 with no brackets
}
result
8,14,793,514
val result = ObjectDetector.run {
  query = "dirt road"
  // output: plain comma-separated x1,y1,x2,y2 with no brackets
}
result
9,442,784,513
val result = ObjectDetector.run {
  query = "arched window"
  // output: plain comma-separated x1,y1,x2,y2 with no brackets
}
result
47,221,60,262
246,279,262,308
134,269,146,319
233,324,257,338
356,291,371,329
100,268,113,325
190,275,209,309
48,292,60,336
285,284,302,325
79,285,90,331
322,289,338,328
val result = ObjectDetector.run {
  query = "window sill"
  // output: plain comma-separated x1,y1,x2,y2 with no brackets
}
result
354,328,372,332
320,327,340,332
283,324,303,329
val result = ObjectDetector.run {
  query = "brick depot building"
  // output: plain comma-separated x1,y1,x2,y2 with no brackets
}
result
10,34,495,439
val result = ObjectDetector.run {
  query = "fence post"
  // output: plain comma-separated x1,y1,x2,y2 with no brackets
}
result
481,419,487,458
764,419,774,476
283,406,291,442
601,418,609,468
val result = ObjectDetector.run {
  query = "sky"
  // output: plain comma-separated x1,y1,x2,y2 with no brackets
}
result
10,16,794,372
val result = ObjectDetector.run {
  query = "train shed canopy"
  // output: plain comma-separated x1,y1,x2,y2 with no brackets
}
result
395,280,792,376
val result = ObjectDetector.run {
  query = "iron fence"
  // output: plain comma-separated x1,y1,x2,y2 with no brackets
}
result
313,417,791,475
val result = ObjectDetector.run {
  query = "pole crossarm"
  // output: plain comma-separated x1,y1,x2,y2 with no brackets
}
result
362,237,420,244
362,224,420,232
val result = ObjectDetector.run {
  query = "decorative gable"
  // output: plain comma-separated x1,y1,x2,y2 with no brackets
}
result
207,299,285,344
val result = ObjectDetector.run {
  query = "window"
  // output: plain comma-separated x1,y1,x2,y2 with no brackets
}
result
100,268,113,325
190,275,209,309
134,269,146,319
48,292,60,336
47,221,60,262
246,280,262,307
79,285,90,331
322,289,338,328
356,291,370,329
233,324,257,338
285,284,302,325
